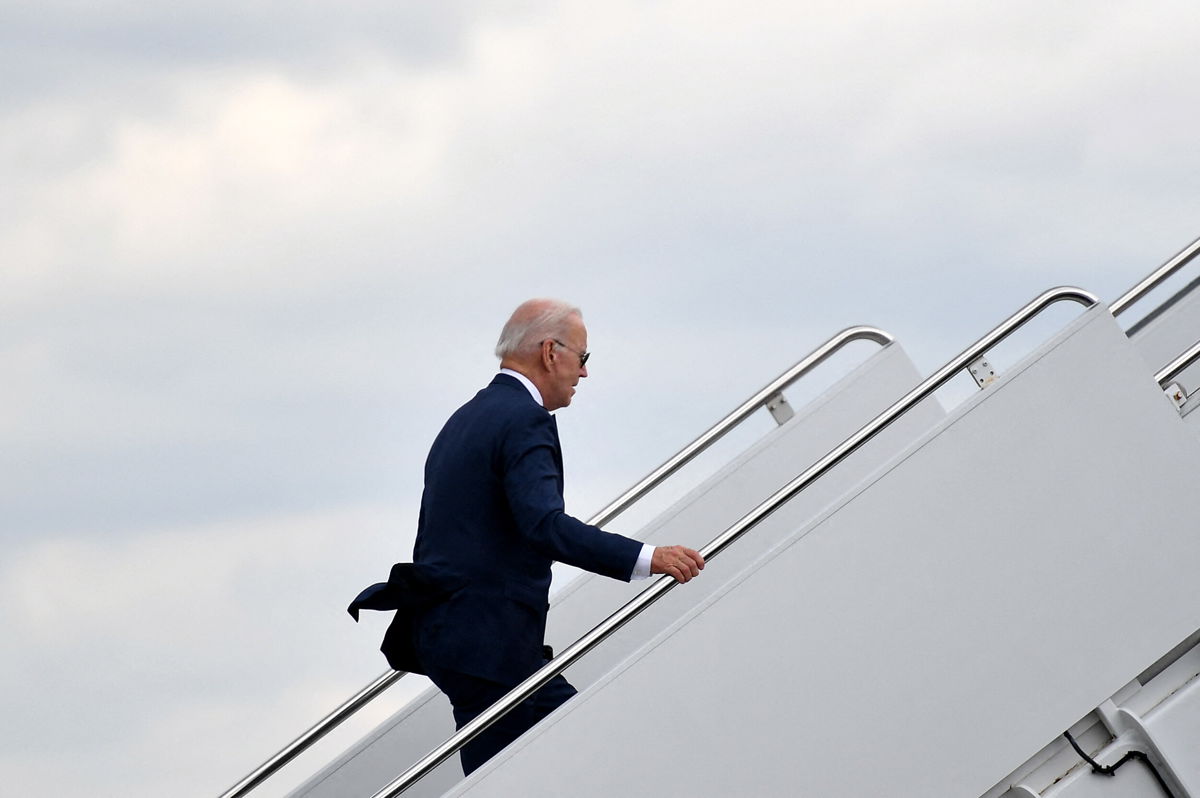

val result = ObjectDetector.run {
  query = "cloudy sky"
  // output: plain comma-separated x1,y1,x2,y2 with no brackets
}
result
3,1,1198,795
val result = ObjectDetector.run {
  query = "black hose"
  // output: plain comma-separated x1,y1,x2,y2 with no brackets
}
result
1062,730,1174,797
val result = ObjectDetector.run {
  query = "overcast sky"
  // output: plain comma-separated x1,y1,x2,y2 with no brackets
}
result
3,2,1198,796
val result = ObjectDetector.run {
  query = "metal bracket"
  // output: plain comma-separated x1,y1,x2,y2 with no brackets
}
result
1164,382,1188,411
968,355,997,389
764,391,795,426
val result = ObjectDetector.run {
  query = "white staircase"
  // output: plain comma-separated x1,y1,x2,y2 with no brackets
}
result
290,335,946,798
220,236,1200,798
443,307,1200,798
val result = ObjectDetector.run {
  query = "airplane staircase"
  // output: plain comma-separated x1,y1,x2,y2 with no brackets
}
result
218,236,1200,798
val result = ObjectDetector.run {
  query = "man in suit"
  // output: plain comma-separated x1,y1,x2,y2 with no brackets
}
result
413,298,705,775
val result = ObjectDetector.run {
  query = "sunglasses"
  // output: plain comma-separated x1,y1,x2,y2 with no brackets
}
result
551,339,590,367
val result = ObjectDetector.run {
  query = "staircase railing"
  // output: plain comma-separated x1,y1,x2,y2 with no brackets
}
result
216,325,894,798
370,287,1099,798
1156,339,1200,388
1110,235,1200,317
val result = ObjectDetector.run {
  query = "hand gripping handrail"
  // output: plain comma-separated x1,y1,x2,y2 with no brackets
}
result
1156,338,1200,388
217,326,894,798
370,287,1099,798
1109,235,1200,317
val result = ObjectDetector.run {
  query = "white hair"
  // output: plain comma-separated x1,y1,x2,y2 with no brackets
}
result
494,299,582,359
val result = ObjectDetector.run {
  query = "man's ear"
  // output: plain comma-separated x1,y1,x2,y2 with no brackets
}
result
540,339,556,370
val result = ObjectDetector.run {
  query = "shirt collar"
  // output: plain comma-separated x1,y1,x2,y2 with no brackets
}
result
499,368,544,408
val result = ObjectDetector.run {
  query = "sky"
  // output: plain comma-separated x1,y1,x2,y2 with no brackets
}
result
2,1,1198,795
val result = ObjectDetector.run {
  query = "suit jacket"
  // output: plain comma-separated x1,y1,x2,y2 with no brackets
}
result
406,373,641,684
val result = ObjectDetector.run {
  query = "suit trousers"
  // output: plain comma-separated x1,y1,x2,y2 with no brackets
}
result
426,658,578,776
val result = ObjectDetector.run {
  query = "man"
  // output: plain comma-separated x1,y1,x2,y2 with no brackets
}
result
411,298,704,775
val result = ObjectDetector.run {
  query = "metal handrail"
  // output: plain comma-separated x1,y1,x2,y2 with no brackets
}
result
1156,339,1200,388
217,325,893,798
1109,235,1200,317
588,325,894,527
371,286,1099,798
218,670,405,798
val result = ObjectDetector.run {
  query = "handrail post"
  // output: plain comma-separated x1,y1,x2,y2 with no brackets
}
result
370,287,1099,798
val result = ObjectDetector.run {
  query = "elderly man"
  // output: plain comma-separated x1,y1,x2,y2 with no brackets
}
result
411,298,704,775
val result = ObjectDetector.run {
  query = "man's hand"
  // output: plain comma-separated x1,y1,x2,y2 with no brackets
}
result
651,545,705,583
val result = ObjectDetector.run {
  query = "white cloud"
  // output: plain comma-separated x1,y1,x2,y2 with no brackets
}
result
0,64,459,304
4,503,406,645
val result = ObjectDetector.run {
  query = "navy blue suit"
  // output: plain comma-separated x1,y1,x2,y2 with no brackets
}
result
412,373,641,772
